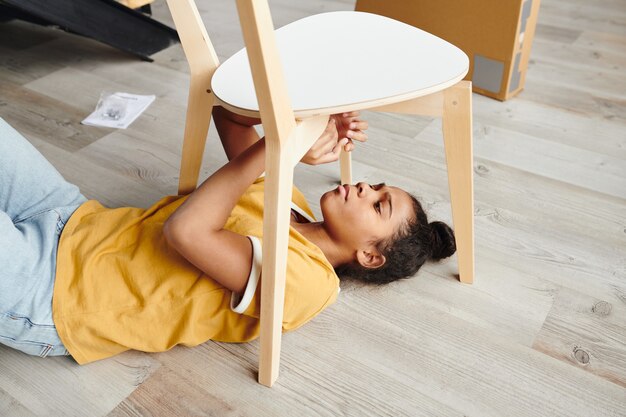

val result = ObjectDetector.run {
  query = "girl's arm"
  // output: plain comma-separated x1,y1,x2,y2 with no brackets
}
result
163,119,345,294
213,106,368,162
212,106,261,161
164,137,265,293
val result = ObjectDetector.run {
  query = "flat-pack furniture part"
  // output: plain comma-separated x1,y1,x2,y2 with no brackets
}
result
166,0,475,387
356,0,542,101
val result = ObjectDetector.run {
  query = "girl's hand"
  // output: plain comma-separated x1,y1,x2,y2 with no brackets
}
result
300,119,350,165
330,111,368,152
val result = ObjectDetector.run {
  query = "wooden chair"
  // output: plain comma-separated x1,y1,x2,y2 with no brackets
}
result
166,0,474,387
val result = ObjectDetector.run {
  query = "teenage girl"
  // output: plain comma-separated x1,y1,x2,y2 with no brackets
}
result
0,108,455,363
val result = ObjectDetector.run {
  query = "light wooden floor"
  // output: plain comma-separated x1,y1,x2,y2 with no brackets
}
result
1,0,625,416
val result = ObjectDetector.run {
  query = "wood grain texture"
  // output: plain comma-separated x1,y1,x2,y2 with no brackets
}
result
442,81,474,284
532,285,626,387
235,0,300,387
0,0,625,414
0,347,160,417
107,365,237,417
339,147,352,185
0,81,110,152
165,0,221,193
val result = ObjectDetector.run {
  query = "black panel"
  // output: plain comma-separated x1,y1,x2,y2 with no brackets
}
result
0,0,179,60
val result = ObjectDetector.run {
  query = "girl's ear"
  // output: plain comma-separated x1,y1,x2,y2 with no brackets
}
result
356,249,386,269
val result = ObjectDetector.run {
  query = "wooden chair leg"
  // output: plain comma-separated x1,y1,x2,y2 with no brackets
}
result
177,79,215,195
340,148,352,185
259,137,295,387
166,0,220,195
442,81,475,284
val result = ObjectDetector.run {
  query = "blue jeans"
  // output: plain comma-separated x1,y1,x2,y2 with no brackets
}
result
0,118,86,358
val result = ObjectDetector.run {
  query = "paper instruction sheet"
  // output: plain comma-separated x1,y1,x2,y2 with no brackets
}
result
82,92,156,129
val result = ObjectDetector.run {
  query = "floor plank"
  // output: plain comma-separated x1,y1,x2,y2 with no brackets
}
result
0,81,110,153
532,285,626,387
0,348,160,417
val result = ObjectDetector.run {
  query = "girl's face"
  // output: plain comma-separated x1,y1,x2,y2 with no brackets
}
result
320,182,415,254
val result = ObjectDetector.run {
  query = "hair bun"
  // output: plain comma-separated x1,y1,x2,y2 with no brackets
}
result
428,221,456,261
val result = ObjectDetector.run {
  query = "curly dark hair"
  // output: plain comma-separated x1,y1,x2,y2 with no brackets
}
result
334,193,456,285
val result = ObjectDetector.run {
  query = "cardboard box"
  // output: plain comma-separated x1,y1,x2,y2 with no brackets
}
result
355,0,541,101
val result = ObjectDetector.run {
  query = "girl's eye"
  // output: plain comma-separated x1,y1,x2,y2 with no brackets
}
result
374,201,381,213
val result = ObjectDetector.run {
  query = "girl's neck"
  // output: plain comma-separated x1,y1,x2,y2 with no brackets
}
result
291,221,352,268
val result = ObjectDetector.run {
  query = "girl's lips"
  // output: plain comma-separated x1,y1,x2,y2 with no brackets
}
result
337,184,347,200
343,184,350,200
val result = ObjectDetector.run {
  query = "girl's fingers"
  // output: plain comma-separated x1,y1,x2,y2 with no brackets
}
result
346,130,368,142
330,138,349,156
314,154,337,165
346,120,369,131
344,139,354,152
319,130,340,154
314,141,346,164
349,120,368,131
324,120,338,142
342,111,360,118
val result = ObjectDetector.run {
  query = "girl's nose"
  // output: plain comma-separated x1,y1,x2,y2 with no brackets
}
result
356,182,372,197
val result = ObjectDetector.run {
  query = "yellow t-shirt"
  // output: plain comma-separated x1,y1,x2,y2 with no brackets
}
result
52,178,340,364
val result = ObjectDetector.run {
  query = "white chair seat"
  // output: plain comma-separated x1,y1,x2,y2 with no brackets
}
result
211,11,469,118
